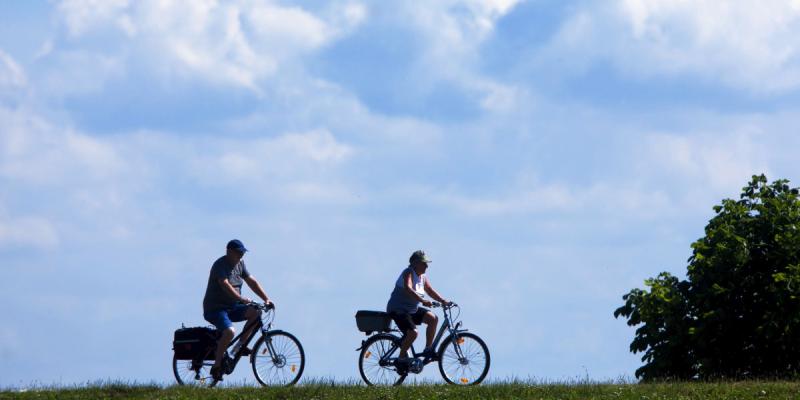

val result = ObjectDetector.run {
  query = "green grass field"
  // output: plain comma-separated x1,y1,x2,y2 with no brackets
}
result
2,381,800,400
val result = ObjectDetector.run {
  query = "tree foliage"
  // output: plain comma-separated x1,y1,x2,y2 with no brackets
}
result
615,175,800,380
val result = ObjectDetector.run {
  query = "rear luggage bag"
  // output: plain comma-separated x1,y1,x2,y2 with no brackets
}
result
173,326,218,360
355,310,392,335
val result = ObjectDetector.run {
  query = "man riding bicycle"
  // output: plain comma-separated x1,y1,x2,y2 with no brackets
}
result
202,239,272,381
386,250,451,370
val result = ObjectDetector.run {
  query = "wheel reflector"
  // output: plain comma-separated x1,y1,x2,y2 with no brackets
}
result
365,351,372,359
457,337,465,344
262,348,268,355
460,377,469,383
291,365,296,373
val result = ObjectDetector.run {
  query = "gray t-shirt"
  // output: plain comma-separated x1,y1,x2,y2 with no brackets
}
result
386,267,427,314
203,255,251,313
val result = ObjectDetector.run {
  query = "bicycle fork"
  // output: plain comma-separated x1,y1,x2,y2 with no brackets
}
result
260,333,287,367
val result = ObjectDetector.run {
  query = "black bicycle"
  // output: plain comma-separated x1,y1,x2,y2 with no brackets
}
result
355,302,490,385
172,303,305,387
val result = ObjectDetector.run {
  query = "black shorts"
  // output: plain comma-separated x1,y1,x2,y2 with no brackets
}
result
390,308,430,334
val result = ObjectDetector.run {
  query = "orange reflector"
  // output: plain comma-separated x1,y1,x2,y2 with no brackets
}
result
291,365,296,373
365,351,372,359
262,348,268,355
460,377,469,383
457,338,465,345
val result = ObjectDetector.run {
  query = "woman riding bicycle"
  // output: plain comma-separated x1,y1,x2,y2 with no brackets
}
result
386,250,451,371
202,239,273,381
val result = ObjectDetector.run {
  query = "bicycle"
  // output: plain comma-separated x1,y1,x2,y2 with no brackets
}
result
173,303,305,387
355,302,490,385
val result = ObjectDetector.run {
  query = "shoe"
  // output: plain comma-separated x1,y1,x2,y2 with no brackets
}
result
395,358,410,375
210,366,224,382
420,347,436,359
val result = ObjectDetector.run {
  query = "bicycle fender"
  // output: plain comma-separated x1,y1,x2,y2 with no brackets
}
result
264,329,290,336
437,331,469,353
357,333,401,351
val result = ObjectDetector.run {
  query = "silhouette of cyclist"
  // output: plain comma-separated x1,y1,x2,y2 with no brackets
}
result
386,250,451,368
202,239,272,381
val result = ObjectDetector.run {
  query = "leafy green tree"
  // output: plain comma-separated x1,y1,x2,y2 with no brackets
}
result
615,175,800,380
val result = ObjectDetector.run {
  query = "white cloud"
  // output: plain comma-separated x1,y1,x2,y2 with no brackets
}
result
39,51,124,97
642,128,769,193
0,214,59,249
58,0,132,37
0,107,125,184
407,0,522,53
53,0,366,92
397,1,525,112
550,0,800,93
432,183,578,216
211,129,352,180
0,50,26,89
397,177,672,221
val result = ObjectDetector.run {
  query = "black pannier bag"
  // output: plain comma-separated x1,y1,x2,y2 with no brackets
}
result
173,326,218,360
355,310,392,335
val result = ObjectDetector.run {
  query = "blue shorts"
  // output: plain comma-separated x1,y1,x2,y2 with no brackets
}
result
204,303,250,331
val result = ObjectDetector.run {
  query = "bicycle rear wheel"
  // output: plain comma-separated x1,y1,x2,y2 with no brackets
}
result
173,355,216,386
358,334,407,386
437,332,490,385
251,331,305,386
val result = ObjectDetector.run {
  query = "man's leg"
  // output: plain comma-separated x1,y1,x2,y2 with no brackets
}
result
204,310,236,373
214,327,235,369
238,306,261,348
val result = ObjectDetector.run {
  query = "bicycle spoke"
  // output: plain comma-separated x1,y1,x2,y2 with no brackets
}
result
173,358,216,387
359,336,403,385
438,334,489,385
252,332,304,386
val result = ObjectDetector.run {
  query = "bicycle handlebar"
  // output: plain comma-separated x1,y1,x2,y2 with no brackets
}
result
431,301,458,309
244,301,275,311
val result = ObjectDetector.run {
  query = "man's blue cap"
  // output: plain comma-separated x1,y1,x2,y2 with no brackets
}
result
227,239,248,253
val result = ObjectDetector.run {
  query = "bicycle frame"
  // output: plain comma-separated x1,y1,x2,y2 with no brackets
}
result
197,304,283,375
373,304,468,367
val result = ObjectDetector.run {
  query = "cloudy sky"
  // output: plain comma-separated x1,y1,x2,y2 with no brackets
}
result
2,0,800,387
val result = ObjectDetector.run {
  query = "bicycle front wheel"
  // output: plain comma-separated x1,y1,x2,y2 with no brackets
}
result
173,355,216,386
251,331,305,386
437,332,490,385
358,334,406,386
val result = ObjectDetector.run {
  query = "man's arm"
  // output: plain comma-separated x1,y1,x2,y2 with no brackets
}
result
244,275,271,304
218,278,250,303
424,279,449,304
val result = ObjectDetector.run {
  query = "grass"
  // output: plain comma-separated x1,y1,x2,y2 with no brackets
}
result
2,380,800,400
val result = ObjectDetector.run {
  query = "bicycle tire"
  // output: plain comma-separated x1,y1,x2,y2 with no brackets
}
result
358,334,407,386
172,355,217,386
251,330,305,386
437,332,490,385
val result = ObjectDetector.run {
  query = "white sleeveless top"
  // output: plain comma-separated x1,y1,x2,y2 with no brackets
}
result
386,267,426,313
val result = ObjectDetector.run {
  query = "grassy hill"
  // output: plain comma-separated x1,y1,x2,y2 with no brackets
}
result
3,381,800,400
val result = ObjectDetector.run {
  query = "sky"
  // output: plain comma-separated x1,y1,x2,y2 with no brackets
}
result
2,0,800,387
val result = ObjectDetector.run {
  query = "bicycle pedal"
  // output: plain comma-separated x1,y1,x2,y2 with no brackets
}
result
240,347,252,356
395,362,409,375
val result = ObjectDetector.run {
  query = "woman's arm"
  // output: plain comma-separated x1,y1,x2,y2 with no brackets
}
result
424,279,448,304
404,270,432,306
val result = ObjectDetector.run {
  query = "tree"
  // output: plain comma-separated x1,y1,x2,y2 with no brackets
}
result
615,175,800,380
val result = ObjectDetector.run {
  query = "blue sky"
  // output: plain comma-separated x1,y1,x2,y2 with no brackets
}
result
2,0,800,387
